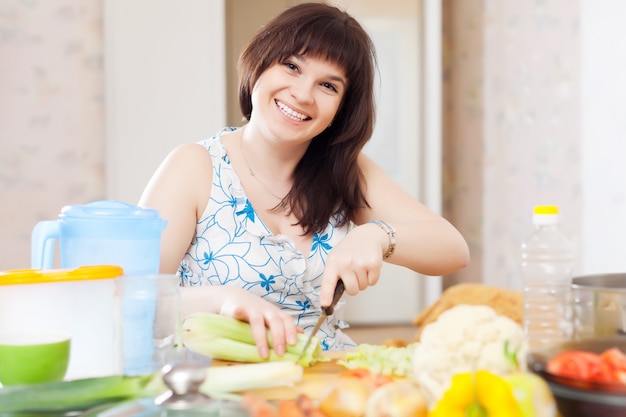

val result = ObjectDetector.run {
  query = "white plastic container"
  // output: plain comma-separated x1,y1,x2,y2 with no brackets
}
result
520,205,575,351
0,265,123,379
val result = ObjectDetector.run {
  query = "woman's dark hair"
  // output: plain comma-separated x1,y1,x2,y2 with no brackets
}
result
238,2,377,235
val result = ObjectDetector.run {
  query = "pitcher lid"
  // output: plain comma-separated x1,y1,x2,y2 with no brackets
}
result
60,200,163,221
0,265,124,285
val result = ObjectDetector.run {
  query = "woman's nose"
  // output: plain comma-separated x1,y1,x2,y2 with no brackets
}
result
289,80,314,104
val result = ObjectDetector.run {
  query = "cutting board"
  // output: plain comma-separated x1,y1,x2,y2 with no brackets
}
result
212,352,346,401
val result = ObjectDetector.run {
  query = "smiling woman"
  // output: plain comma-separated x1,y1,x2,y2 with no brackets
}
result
137,2,468,362
100,0,447,331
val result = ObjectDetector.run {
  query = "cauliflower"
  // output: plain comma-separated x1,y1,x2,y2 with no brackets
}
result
411,304,527,405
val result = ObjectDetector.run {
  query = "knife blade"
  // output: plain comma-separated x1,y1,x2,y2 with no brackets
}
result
297,280,345,362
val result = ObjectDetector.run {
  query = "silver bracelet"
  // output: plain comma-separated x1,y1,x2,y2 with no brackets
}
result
368,220,397,259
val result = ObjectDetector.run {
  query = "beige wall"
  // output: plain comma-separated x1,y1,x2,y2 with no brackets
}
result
0,0,105,270
442,0,582,289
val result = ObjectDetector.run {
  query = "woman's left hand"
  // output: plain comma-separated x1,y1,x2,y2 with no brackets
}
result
319,222,388,307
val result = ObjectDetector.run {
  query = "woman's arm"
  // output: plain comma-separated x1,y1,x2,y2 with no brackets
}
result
138,143,212,273
355,153,470,275
319,153,469,306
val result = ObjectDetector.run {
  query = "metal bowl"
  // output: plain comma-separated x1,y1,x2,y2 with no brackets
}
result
528,337,626,417
572,273,626,339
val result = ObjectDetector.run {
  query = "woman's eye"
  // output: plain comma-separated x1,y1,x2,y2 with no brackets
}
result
284,62,298,71
322,82,338,93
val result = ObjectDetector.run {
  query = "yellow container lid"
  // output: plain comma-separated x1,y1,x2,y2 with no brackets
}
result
0,265,124,286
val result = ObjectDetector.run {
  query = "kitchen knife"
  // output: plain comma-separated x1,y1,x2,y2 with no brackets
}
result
297,280,345,362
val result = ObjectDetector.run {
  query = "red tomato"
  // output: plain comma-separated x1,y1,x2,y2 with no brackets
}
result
548,348,626,384
600,347,626,383
547,350,602,380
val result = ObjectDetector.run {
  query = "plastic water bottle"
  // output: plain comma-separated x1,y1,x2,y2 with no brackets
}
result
521,205,575,351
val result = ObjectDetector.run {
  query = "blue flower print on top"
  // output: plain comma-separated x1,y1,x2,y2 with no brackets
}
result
177,128,356,351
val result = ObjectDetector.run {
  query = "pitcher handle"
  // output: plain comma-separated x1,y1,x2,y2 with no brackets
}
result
31,220,60,269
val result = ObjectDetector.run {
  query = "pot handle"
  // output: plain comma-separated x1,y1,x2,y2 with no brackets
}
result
31,220,60,269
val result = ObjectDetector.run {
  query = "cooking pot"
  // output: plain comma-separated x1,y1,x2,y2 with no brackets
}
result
31,200,167,274
572,272,626,339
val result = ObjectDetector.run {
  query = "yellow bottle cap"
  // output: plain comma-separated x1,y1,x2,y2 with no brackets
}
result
533,205,559,215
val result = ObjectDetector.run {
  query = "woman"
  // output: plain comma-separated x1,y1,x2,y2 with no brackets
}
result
139,3,469,357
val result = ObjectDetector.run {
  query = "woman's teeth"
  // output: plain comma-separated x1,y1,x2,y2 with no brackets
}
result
276,101,309,121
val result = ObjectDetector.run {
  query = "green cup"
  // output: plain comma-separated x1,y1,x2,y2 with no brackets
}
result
0,332,71,386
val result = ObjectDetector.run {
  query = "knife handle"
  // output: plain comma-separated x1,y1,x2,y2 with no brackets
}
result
323,279,345,316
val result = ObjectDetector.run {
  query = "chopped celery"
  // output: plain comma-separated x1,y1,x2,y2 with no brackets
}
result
337,343,418,377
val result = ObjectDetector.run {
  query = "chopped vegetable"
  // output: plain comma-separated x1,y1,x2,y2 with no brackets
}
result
182,312,323,367
547,347,626,383
337,343,417,377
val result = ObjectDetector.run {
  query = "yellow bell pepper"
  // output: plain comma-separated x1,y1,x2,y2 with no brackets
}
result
429,370,522,417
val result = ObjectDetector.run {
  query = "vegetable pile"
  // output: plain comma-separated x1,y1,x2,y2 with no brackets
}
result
242,368,429,417
411,304,528,404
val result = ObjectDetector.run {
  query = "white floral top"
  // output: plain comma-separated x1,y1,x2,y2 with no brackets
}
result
177,127,356,351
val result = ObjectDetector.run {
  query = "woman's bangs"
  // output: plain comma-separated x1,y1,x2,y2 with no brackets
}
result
292,26,364,77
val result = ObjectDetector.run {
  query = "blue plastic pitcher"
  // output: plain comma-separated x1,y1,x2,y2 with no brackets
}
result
31,200,167,274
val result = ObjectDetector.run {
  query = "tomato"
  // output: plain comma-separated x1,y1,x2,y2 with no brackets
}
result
600,347,626,383
547,348,626,384
547,350,602,380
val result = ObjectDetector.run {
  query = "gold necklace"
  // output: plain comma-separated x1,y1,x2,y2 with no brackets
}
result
239,137,288,202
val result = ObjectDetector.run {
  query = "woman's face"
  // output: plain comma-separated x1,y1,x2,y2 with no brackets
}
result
249,54,346,143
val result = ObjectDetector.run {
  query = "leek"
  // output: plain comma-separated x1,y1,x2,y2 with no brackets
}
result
182,312,323,367
0,361,303,414
0,373,159,413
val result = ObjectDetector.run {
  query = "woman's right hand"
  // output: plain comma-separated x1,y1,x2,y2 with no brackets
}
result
179,285,300,359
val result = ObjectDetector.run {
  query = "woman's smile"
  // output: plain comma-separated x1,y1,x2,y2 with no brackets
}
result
275,99,311,122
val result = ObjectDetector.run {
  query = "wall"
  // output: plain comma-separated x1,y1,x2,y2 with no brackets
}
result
580,0,626,274
104,0,226,204
0,0,105,270
443,0,626,289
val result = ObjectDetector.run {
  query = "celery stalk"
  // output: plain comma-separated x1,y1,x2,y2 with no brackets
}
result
182,312,323,367
201,361,303,394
